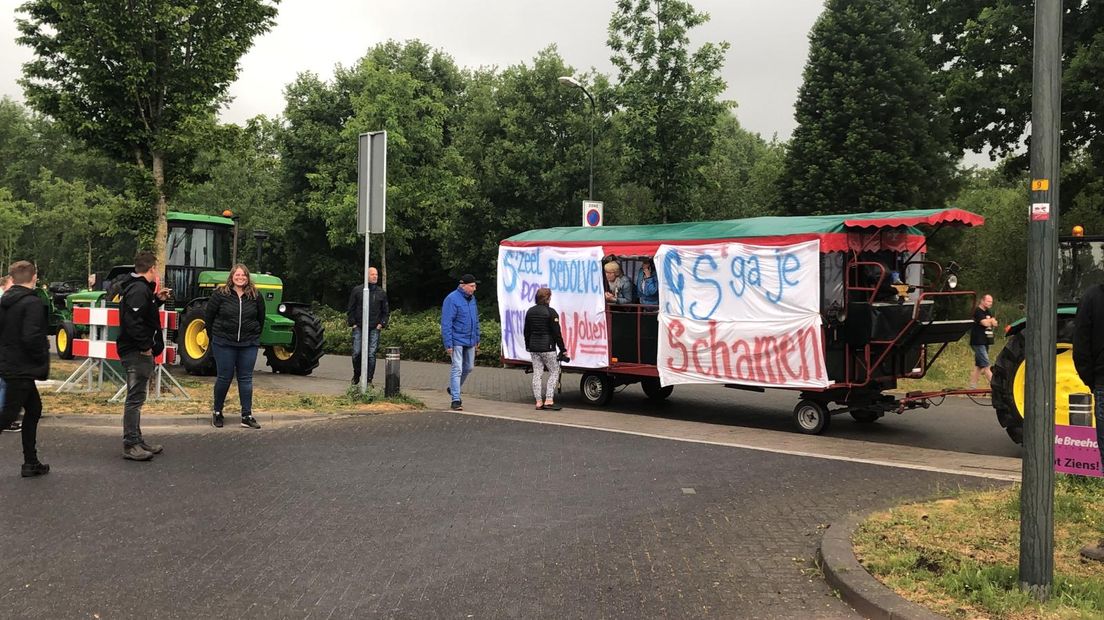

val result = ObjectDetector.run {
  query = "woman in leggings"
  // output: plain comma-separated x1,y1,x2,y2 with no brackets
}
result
523,287,567,410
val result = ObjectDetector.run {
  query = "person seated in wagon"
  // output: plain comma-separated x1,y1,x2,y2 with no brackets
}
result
603,259,635,305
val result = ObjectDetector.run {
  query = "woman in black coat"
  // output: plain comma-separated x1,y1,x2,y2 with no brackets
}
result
204,264,267,429
523,287,567,410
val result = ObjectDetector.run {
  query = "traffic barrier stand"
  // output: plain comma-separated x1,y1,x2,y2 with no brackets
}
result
57,301,192,403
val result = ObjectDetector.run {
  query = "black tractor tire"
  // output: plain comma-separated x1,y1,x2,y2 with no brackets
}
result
793,399,831,435
580,372,614,406
264,306,325,376
991,331,1025,444
56,320,77,360
992,330,1087,446
640,377,674,401
179,303,217,376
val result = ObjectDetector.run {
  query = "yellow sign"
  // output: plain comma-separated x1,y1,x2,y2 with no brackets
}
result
1032,179,1050,191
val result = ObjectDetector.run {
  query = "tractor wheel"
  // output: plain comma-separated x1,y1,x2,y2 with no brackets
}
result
264,306,325,376
56,320,76,360
991,331,1091,445
793,399,831,435
179,303,217,376
640,377,674,401
580,372,614,406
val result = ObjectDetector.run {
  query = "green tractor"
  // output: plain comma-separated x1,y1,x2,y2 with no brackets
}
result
54,211,325,376
991,226,1103,444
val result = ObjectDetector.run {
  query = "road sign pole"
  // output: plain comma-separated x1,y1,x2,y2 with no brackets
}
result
1020,0,1062,600
358,131,387,395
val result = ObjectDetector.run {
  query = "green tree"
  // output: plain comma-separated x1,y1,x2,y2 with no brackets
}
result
280,41,472,308
0,188,32,268
449,48,611,280
910,1,1104,165
690,113,784,220
607,0,731,223
30,170,128,281
777,0,957,215
16,0,279,271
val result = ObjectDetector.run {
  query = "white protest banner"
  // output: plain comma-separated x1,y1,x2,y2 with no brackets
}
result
656,240,829,389
498,245,609,368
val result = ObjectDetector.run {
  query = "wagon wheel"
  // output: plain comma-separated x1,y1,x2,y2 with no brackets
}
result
793,399,831,434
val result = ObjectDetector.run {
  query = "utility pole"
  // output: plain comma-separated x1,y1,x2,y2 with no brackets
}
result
1020,0,1062,600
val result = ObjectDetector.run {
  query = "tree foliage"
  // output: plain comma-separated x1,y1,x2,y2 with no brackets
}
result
778,0,957,215
911,0,1104,164
16,0,279,269
608,0,731,222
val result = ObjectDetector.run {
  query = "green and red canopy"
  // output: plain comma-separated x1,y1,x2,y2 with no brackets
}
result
501,208,983,255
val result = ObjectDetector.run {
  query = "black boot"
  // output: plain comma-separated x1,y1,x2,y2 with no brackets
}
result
21,462,50,477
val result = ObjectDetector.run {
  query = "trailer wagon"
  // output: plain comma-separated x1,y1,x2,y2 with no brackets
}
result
497,208,985,434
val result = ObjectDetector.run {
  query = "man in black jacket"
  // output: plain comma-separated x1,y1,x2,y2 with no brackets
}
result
0,261,50,477
1073,282,1104,561
117,251,171,461
347,267,390,385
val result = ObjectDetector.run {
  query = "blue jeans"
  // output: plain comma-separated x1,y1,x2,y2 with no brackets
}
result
212,341,259,417
352,327,381,382
449,345,476,402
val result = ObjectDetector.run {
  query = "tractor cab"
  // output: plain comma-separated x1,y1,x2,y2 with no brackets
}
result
165,212,234,304
1057,229,1104,307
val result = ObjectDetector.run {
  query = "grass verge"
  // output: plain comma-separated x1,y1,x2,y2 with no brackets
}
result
853,476,1104,619
41,360,423,415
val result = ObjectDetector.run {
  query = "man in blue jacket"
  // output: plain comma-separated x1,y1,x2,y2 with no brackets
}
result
441,274,480,410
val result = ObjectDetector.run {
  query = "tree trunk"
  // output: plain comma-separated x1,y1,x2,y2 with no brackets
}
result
87,237,92,283
151,151,169,278
380,235,388,291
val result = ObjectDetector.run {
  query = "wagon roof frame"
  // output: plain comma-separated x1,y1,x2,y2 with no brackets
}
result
501,207,984,255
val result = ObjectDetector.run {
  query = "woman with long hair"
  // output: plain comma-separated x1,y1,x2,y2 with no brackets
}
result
204,264,266,429
523,287,567,410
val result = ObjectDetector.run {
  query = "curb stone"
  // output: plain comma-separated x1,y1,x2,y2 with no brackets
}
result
818,512,947,620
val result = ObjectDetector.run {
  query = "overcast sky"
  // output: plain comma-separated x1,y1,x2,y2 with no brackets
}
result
0,0,828,141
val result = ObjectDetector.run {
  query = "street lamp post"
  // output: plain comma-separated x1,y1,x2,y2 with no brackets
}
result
558,75,595,201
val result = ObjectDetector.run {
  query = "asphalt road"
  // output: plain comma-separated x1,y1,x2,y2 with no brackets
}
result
0,413,999,619
303,353,1022,459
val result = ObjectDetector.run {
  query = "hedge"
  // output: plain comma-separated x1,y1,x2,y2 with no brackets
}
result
315,305,502,366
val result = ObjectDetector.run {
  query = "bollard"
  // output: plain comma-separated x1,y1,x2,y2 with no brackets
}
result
1069,393,1093,427
385,347,401,397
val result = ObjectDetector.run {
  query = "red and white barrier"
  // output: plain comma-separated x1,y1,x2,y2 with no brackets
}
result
71,306,178,365
72,307,179,330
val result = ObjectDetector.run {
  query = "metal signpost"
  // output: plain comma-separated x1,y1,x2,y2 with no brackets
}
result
1020,0,1062,600
357,131,387,394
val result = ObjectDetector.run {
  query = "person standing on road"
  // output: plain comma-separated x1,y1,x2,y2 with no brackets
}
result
0,262,50,476
968,294,998,389
117,251,171,461
524,287,567,411
1073,282,1104,562
347,267,390,385
442,274,480,411
0,274,21,433
204,264,266,430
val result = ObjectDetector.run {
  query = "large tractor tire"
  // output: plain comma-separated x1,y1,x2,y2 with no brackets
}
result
55,320,76,360
179,303,217,376
264,306,325,376
991,331,1091,445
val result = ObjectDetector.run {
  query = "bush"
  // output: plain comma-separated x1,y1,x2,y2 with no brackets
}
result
316,305,502,366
